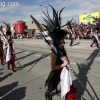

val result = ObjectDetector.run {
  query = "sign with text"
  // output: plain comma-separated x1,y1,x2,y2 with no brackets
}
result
79,12,100,23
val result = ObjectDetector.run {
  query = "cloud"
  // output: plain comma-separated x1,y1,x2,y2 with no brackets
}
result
0,0,100,25
0,5,43,25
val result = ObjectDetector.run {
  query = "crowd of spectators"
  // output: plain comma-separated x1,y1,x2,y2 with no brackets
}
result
65,22,100,40
12,22,100,40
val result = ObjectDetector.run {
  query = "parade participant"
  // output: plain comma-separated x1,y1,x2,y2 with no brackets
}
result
3,23,16,72
45,21,79,99
48,36,79,100
90,33,99,48
68,23,75,46
30,5,79,100
0,34,4,65
70,33,75,46
65,27,75,46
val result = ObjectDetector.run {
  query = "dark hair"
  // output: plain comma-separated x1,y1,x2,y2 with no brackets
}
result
59,47,67,56
6,31,12,36
52,29,66,46
58,38,67,57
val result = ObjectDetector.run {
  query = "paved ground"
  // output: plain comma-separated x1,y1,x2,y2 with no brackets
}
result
0,39,100,100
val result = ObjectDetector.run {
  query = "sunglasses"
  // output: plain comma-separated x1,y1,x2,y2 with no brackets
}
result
60,42,65,44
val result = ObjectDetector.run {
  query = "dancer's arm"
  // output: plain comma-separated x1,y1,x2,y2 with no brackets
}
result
3,41,8,50
50,52,68,70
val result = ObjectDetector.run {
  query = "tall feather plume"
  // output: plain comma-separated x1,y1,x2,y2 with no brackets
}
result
2,22,11,35
41,4,72,40
68,20,73,30
49,5,59,29
48,4,57,22
61,18,73,28
0,25,3,32
42,24,52,32
0,25,3,30
55,11,60,29
59,6,66,25
42,10,56,29
46,8,56,28
42,17,53,32
49,5,59,30
42,10,55,30
2,22,10,30
0,25,3,29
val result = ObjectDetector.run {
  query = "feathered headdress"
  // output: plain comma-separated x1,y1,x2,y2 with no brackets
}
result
30,5,72,63
2,22,12,35
41,4,72,45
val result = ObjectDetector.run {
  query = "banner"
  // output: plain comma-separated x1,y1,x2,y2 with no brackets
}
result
79,12,100,23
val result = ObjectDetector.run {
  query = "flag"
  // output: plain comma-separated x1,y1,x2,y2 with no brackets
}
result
6,44,11,62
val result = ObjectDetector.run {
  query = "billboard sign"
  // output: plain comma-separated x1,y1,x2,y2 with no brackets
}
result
79,12,100,23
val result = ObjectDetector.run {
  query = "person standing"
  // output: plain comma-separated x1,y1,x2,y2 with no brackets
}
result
70,33,75,46
90,33,99,48
65,27,75,46
36,5,79,100
47,37,79,100
3,24,16,72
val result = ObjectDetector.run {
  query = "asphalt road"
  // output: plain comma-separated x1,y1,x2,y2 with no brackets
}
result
0,39,100,100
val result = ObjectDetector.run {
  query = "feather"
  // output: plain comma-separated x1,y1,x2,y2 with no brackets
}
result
2,22,11,35
48,4,57,21
42,10,56,29
68,18,73,30
61,18,73,28
59,6,66,24
0,25,3,29
41,15,54,31
42,23,53,32
48,4,60,30
46,8,56,27
2,22,10,30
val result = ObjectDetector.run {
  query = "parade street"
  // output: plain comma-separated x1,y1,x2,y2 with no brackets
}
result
0,39,100,100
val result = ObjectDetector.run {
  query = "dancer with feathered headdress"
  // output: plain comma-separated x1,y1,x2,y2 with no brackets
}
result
30,4,79,100
2,22,16,72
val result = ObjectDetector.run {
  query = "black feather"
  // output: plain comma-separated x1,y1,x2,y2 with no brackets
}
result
48,4,57,22
42,10,56,29
2,22,12,35
68,18,73,30
42,16,54,31
46,8,56,28
61,18,73,28
59,6,66,24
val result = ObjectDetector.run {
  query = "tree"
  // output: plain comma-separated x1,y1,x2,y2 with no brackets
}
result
92,16,100,24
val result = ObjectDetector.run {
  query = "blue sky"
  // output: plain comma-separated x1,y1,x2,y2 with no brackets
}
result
0,0,100,25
